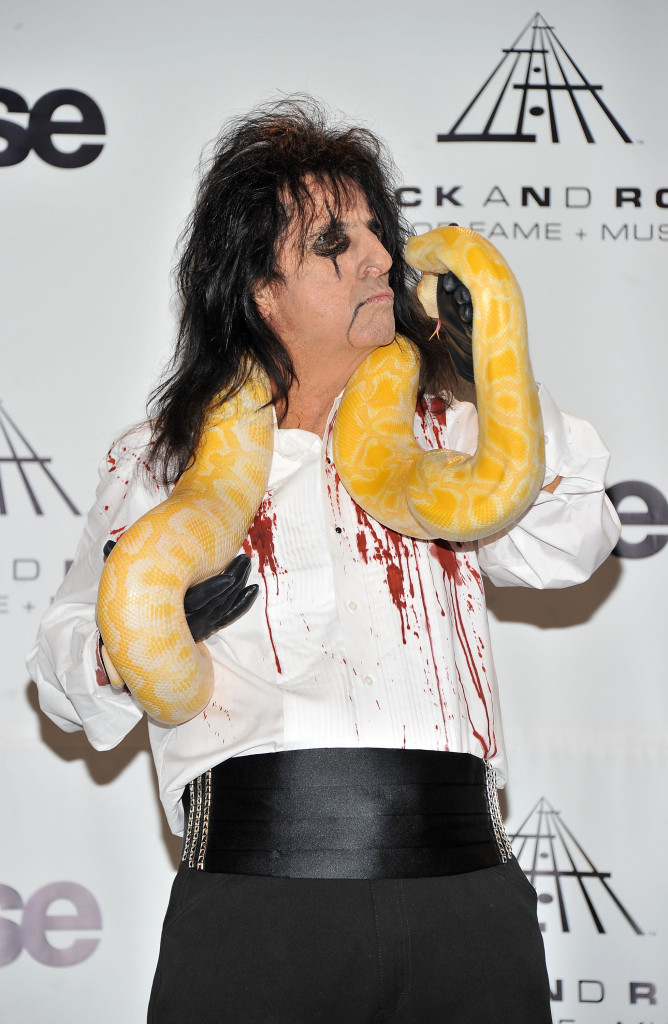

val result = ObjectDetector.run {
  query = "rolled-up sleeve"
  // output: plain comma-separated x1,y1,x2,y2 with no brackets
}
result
26,428,165,748
450,385,621,589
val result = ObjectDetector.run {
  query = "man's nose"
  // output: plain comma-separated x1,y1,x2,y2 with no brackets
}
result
363,231,392,277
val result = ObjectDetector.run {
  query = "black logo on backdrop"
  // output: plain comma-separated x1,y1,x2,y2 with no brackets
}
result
607,481,668,558
0,403,79,515
438,12,632,144
511,798,642,934
0,88,105,167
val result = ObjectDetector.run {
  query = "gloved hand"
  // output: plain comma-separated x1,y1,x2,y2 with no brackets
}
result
437,270,474,384
102,542,258,642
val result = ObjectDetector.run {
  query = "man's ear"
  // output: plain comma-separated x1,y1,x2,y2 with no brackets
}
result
253,280,275,321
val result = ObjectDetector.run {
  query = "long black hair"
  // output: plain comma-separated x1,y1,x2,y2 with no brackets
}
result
148,96,456,482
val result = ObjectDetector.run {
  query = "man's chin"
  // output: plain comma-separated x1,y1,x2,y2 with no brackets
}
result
350,320,396,352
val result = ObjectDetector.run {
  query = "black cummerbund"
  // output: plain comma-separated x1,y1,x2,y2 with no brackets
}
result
181,748,512,879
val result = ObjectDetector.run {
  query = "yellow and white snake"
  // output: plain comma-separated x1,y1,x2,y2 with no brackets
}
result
97,226,544,724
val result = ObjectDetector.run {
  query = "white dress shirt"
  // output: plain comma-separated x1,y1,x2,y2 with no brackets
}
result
27,385,620,834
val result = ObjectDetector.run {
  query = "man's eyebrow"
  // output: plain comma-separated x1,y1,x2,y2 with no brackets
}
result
308,214,377,239
307,215,342,241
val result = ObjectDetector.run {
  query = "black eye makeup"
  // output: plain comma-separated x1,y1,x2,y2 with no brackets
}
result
308,208,384,275
311,224,350,261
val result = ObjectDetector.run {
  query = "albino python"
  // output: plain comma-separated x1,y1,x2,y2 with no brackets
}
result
97,226,544,724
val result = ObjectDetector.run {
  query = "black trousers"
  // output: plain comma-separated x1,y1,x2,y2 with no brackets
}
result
148,857,552,1024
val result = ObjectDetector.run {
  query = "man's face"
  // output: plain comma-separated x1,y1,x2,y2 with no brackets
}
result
256,182,395,376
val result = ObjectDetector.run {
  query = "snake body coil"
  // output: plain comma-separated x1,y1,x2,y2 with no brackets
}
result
334,226,545,540
97,376,273,723
97,227,544,724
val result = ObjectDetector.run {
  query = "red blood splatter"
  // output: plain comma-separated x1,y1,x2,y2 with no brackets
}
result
386,564,407,635
351,500,415,644
325,423,345,520
326,452,415,644
109,525,126,538
375,699,381,711
326,399,496,758
106,451,117,472
463,555,483,591
244,497,284,673
129,449,159,484
443,565,496,759
246,498,282,586
356,530,368,561
430,397,448,422
424,539,492,750
416,394,448,449
413,562,450,748
429,540,463,585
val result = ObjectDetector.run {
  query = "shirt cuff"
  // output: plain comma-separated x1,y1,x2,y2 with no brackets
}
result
537,383,567,488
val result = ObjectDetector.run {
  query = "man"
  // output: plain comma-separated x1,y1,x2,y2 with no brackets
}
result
29,99,620,1023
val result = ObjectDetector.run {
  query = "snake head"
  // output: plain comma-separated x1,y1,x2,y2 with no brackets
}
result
409,227,479,383
416,273,439,319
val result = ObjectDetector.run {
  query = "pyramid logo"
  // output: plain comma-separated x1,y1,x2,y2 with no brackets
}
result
438,12,632,144
0,402,80,515
511,797,643,934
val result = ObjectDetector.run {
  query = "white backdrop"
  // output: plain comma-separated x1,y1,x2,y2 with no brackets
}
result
1,1,666,1021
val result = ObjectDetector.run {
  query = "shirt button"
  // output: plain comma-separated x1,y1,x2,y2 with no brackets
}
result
347,600,358,612
363,675,374,686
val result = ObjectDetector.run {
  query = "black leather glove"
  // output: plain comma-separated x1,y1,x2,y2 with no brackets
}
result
437,270,474,384
102,542,258,642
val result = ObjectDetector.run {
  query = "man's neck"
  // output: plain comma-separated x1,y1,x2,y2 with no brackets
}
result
277,380,339,437
278,354,366,437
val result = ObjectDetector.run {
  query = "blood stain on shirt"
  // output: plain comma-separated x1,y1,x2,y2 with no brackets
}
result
128,448,159,485
463,555,483,591
326,452,415,642
416,393,448,449
429,540,464,586
244,496,285,674
324,398,496,759
413,565,450,748
351,499,415,645
431,542,496,759
356,529,368,562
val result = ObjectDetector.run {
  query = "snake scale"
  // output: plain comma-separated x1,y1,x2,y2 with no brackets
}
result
97,226,544,724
